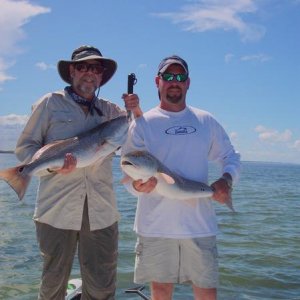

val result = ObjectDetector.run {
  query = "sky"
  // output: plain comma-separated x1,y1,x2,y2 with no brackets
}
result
0,0,299,164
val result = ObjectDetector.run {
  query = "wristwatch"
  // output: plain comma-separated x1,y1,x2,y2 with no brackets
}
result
220,175,233,189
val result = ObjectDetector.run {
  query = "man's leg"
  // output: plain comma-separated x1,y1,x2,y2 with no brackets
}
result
36,222,78,300
193,285,216,300
151,282,173,300
180,237,219,300
79,201,118,300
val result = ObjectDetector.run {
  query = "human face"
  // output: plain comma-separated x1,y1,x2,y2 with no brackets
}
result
69,59,104,100
155,64,190,112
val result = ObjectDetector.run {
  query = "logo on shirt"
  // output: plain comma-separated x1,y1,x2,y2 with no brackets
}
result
165,126,196,135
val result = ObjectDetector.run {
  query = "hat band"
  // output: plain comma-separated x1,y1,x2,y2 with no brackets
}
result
73,50,102,60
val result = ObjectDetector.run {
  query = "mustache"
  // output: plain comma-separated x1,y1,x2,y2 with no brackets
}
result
167,85,182,91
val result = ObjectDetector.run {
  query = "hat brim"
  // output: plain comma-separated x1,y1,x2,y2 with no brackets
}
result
57,55,117,87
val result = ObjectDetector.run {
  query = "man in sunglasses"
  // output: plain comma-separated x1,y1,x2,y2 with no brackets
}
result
122,55,241,300
15,45,141,300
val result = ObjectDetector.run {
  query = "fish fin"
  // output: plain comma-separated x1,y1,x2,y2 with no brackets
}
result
32,138,78,161
225,195,236,212
158,172,175,184
0,166,31,200
120,174,132,184
32,143,57,161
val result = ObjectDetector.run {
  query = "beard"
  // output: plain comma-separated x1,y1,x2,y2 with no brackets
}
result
73,75,99,98
78,83,97,96
166,87,183,104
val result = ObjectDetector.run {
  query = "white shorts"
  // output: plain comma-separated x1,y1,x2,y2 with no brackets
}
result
134,235,219,289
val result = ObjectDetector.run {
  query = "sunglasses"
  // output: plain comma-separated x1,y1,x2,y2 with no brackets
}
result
74,63,106,75
159,72,188,82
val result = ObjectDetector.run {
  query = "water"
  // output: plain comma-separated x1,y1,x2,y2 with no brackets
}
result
0,154,299,299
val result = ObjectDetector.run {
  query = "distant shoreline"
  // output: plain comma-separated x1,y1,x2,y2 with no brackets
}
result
0,151,298,166
0,150,14,154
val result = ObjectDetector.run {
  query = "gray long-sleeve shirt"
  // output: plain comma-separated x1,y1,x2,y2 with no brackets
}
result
16,89,125,230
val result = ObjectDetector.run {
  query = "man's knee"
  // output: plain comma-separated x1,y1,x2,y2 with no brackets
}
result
151,282,173,300
193,285,217,300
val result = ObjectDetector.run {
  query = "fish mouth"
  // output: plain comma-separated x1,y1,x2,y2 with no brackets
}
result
121,160,133,166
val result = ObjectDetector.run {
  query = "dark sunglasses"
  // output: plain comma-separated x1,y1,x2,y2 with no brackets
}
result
74,63,106,75
159,72,188,82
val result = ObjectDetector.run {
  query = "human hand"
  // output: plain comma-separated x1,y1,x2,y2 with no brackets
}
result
210,177,232,205
50,153,77,175
122,93,143,118
132,177,157,193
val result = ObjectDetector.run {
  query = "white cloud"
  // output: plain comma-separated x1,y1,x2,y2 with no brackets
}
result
0,114,29,126
293,140,300,150
138,63,147,69
225,53,234,63
240,125,300,163
241,53,271,62
35,62,56,71
0,0,50,83
154,0,266,42
255,125,292,143
230,131,238,140
0,57,16,82
0,114,29,150
225,52,271,64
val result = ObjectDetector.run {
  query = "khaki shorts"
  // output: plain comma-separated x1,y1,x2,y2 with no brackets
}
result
134,235,219,289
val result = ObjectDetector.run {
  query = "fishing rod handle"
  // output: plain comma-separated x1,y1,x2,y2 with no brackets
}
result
127,73,137,120
127,73,137,94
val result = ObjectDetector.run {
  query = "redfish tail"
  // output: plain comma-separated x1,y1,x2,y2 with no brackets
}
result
225,195,236,213
0,166,31,200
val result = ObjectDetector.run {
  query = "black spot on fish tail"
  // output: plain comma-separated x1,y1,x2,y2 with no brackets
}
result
18,166,25,173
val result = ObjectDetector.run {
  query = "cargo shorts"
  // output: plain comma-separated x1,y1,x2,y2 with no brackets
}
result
134,235,219,289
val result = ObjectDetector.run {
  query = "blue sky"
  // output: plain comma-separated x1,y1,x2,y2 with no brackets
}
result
0,0,299,164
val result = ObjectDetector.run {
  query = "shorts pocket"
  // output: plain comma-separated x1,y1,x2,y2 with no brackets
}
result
135,241,143,256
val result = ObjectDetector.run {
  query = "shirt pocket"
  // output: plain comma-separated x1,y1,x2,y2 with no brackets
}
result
47,111,75,140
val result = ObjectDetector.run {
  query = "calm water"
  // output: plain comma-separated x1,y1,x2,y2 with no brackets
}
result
0,154,299,299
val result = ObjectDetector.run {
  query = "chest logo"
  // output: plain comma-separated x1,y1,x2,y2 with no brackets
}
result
165,126,196,135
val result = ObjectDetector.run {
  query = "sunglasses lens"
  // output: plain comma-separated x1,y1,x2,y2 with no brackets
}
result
75,63,87,72
161,73,188,82
162,73,174,81
75,63,105,74
92,65,105,74
176,74,188,82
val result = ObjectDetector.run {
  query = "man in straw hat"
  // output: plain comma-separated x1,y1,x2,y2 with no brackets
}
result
15,45,141,299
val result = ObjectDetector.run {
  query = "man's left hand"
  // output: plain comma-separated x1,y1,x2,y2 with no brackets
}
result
211,175,232,204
